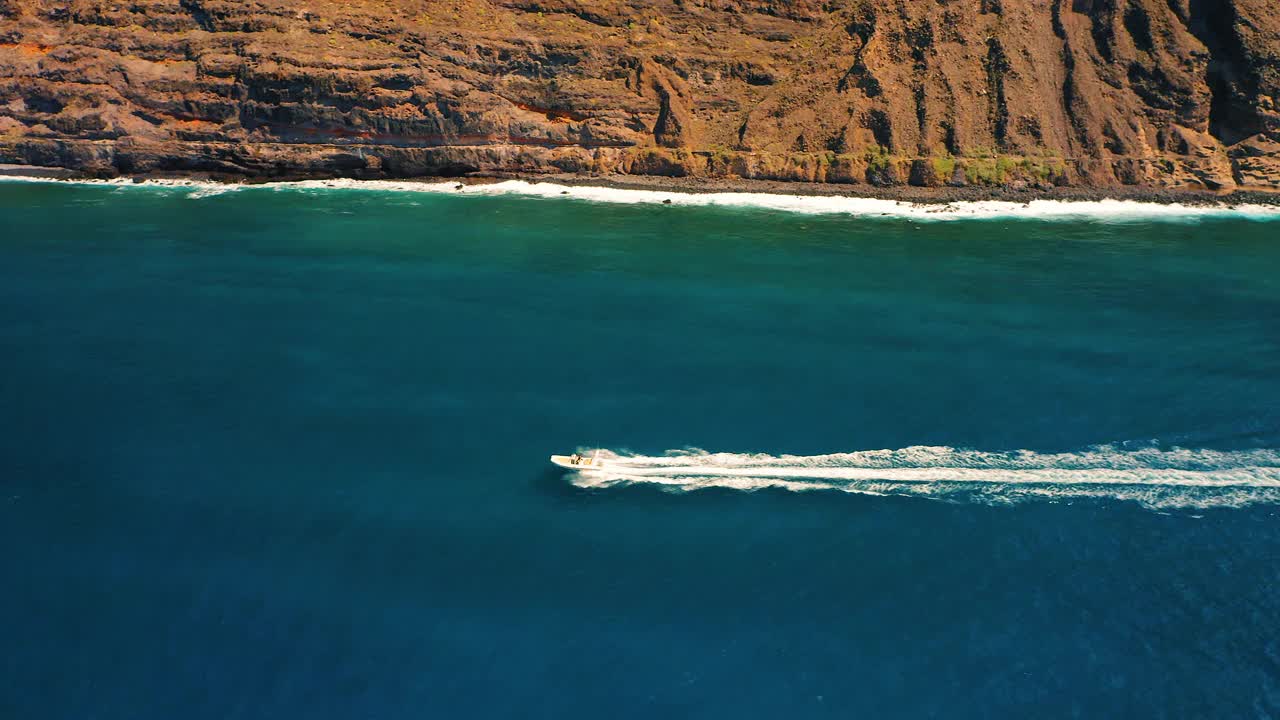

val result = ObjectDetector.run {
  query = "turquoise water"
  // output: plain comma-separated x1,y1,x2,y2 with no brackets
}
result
2,181,1279,717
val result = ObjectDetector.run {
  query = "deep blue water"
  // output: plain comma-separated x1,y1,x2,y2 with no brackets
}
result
2,181,1279,718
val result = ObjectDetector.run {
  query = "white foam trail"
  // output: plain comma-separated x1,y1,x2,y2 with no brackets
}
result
3,175,1278,221
566,446,1280,510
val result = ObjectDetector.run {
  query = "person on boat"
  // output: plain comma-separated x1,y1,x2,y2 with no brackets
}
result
570,453,581,464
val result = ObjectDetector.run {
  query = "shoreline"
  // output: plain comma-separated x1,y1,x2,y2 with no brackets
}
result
490,171,1280,207
7,160,1280,207
4,164,1280,219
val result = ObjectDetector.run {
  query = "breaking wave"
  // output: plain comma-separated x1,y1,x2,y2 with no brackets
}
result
565,446,1280,510
4,175,1280,221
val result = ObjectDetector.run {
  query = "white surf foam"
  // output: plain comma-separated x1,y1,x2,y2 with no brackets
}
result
565,446,1280,510
185,184,242,199
4,174,1278,221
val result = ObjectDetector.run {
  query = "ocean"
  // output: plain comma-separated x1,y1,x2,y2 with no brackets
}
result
2,179,1279,718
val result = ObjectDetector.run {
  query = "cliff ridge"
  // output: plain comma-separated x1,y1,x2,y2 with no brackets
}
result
2,0,1277,190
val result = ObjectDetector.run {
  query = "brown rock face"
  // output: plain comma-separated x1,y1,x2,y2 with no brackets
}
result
1,0,1277,189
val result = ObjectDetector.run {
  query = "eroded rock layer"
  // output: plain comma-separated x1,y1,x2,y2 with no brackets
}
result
1,0,1278,189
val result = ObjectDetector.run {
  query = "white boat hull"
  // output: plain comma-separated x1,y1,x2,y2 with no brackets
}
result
551,454,603,470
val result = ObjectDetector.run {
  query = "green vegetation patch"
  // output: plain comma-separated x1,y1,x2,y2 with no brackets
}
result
864,145,893,173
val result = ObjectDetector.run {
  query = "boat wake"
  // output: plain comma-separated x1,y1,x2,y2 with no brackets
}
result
565,446,1280,510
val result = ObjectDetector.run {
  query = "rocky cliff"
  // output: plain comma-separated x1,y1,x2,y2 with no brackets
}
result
1,0,1278,191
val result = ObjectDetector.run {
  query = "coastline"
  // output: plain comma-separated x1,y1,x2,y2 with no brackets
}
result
499,171,1280,207
4,164,1280,220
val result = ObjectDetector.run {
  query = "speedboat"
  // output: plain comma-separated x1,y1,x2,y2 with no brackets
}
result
550,451,603,469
